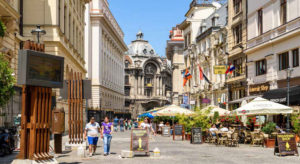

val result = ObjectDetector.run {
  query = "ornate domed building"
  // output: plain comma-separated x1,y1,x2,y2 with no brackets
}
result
124,31,172,118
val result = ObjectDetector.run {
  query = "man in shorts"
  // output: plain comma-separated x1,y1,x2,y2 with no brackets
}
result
84,117,101,157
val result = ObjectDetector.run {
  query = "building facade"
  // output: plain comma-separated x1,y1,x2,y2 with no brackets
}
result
179,0,218,108
246,0,300,106
85,0,127,117
226,0,247,110
125,31,172,118
0,0,22,127
166,26,185,106
195,3,228,109
21,0,90,129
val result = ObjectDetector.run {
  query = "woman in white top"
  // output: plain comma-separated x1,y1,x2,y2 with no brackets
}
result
140,117,156,135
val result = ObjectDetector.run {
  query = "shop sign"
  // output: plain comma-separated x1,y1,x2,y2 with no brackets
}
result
131,129,149,153
249,83,269,94
213,65,227,74
190,100,196,105
202,98,211,104
274,134,299,156
173,125,184,141
162,126,171,137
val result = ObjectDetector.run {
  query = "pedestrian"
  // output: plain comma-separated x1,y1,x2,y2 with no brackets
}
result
128,120,132,130
125,119,128,130
119,117,124,132
134,119,139,128
84,117,101,157
140,117,156,135
101,116,113,156
113,116,119,132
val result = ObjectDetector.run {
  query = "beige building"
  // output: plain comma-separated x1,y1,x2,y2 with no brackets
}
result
226,0,247,110
85,0,128,118
0,0,22,127
166,26,185,106
20,0,90,129
125,31,172,118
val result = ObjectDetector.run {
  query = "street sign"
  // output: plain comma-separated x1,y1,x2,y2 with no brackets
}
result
162,126,171,137
214,65,227,74
131,129,149,155
191,128,202,144
274,133,299,156
173,125,184,141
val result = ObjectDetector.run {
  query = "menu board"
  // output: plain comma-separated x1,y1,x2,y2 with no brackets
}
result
162,126,171,137
173,125,184,141
191,128,202,144
174,125,183,136
131,129,149,153
274,134,299,156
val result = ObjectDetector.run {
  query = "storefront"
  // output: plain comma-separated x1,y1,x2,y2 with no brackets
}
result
263,85,300,105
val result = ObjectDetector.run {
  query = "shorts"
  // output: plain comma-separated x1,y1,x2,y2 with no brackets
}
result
88,136,99,145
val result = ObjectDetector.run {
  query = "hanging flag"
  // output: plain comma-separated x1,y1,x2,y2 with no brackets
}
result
183,68,192,86
198,64,204,80
198,64,211,84
225,64,236,74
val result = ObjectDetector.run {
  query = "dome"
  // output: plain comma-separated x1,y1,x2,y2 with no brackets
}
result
127,31,157,56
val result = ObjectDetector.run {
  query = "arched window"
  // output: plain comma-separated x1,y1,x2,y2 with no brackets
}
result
144,63,157,97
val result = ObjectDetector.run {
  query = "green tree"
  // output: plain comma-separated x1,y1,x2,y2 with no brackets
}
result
0,20,6,37
0,53,15,107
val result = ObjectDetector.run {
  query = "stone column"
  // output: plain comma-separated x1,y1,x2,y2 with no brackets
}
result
153,75,156,96
160,77,163,96
135,75,138,95
142,76,144,96
162,77,165,96
157,77,160,96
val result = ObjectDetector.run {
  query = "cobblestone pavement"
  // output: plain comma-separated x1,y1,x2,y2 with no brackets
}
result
1,131,299,164
55,131,300,164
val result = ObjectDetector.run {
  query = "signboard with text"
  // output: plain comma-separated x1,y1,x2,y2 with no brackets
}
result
173,125,184,141
162,126,171,137
249,83,270,95
274,134,299,156
131,129,149,153
191,128,202,144
214,65,227,74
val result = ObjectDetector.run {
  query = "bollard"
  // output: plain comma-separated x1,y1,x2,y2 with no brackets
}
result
153,148,160,157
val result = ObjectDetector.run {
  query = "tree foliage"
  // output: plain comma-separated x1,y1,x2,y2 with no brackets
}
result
291,113,300,135
0,53,15,107
0,20,6,37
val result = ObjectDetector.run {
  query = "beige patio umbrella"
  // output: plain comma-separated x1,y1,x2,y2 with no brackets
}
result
202,105,230,117
152,104,195,117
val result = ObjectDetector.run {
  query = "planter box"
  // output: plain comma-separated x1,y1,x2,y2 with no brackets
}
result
264,139,275,148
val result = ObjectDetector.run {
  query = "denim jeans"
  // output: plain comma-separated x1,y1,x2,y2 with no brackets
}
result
103,134,112,154
120,125,124,132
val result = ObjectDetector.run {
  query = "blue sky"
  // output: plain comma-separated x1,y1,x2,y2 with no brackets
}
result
108,0,190,57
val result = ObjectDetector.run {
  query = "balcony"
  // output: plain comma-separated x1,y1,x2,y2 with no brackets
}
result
247,17,300,52
145,83,153,88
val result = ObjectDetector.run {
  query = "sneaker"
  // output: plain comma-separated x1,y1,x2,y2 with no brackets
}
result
89,153,92,157
104,153,108,156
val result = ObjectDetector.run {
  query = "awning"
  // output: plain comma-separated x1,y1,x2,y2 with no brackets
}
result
228,95,260,104
263,86,300,105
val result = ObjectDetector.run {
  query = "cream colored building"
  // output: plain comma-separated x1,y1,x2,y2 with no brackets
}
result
226,0,247,110
179,0,218,108
246,0,300,106
85,0,127,116
195,3,228,109
166,26,185,106
0,0,21,127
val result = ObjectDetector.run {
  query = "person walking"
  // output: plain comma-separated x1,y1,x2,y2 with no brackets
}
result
113,116,119,132
119,117,125,132
101,116,113,156
125,119,128,131
128,120,132,130
140,117,156,135
84,117,101,157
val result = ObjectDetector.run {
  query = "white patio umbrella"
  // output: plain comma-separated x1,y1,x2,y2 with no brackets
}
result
152,104,195,117
202,105,230,117
232,97,293,116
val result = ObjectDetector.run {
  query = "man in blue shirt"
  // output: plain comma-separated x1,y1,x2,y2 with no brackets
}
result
113,116,119,132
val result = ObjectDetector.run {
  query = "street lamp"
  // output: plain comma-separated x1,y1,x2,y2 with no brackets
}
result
286,67,293,132
31,25,46,43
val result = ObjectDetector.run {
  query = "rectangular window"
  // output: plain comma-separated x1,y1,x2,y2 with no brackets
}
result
279,52,289,70
258,9,263,35
125,75,129,85
212,17,216,26
233,0,242,15
292,49,299,67
233,24,242,45
280,0,287,25
256,59,267,76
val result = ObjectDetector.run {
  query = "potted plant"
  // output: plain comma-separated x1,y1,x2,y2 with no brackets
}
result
261,122,276,148
291,114,300,143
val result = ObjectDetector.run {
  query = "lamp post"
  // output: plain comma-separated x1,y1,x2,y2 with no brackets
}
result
31,25,46,43
286,67,293,132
